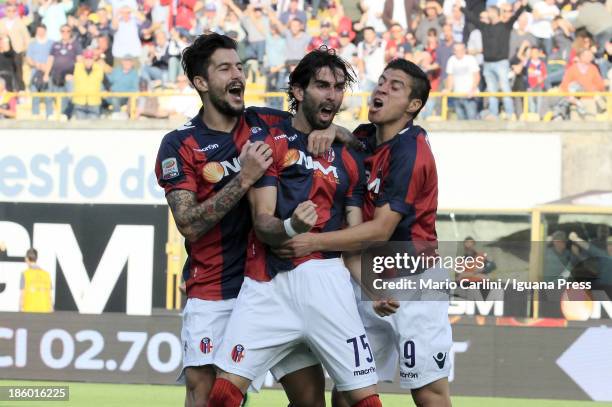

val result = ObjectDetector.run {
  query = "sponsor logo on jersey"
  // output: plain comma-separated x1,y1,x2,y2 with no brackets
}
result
274,134,288,141
200,337,213,354
231,344,245,363
365,169,382,194
202,157,241,183
353,366,376,376
162,157,179,180
194,144,219,153
283,149,340,183
433,352,447,369
400,371,419,379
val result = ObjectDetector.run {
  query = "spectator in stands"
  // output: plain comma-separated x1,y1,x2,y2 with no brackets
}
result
0,0,27,19
415,1,445,45
49,24,81,117
0,34,16,92
530,0,559,57
575,0,612,52
524,44,547,114
68,5,95,49
509,12,536,60
38,0,74,42
26,25,53,117
174,0,200,33
455,237,496,282
0,3,30,91
93,34,113,68
326,2,354,38
307,21,340,51
568,30,596,66
222,10,247,42
107,56,138,116
446,42,480,119
385,23,409,63
338,30,357,61
193,2,223,34
269,13,311,63
449,2,465,43
463,0,528,120
280,0,307,25
264,24,286,109
551,49,605,119
551,16,574,60
145,0,171,35
72,49,105,119
560,48,605,92
358,0,387,35
95,7,113,38
141,30,177,87
111,6,144,60
0,77,16,119
437,23,455,83
226,1,270,70
382,0,420,32
20,248,53,313
544,230,572,281
357,26,386,91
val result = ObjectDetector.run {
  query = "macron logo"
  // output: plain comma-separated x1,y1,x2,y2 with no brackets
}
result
177,121,195,131
194,144,219,153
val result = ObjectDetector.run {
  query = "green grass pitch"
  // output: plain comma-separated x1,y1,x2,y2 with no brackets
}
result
1,380,611,406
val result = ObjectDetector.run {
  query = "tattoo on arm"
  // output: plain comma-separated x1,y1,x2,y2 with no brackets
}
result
166,175,249,242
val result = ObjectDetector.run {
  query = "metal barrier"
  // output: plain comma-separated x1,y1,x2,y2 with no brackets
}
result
4,90,612,121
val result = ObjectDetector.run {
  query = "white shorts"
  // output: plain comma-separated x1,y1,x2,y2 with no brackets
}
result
354,267,453,390
178,297,315,390
214,258,379,392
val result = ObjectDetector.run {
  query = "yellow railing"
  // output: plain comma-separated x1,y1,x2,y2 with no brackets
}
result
5,90,612,121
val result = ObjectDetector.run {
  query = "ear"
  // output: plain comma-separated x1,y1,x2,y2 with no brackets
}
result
292,85,305,103
406,99,423,115
192,75,208,93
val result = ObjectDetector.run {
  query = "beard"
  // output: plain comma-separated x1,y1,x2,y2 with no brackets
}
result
208,85,244,117
301,93,338,131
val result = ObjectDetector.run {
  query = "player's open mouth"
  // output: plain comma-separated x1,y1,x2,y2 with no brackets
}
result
371,97,384,112
227,83,244,101
319,106,335,120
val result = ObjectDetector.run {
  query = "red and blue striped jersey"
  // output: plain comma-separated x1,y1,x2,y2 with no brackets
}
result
354,121,438,246
246,118,366,281
155,107,288,300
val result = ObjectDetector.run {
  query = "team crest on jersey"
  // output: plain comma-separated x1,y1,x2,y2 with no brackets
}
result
251,126,262,135
231,344,245,363
200,337,213,354
323,148,335,163
162,157,179,180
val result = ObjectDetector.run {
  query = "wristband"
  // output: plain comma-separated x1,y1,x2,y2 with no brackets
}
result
283,218,299,238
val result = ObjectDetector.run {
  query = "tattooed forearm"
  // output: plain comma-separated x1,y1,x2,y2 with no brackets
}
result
166,174,250,242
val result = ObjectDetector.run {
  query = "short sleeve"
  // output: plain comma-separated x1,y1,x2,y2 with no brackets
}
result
155,133,198,194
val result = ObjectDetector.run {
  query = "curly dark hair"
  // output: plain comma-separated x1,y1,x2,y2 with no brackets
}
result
287,46,356,113
181,33,237,86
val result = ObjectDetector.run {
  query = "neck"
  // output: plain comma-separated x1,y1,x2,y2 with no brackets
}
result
292,109,313,134
201,103,240,132
375,116,412,144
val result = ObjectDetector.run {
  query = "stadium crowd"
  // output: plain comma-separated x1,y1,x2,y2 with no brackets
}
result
0,0,610,120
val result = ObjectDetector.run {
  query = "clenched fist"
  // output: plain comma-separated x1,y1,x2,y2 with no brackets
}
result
290,201,318,234
238,140,273,187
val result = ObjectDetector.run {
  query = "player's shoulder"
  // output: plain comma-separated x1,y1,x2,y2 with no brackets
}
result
245,106,291,125
159,119,198,148
352,123,376,140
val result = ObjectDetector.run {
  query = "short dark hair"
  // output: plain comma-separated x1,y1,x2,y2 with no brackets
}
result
287,46,356,113
384,59,431,118
181,33,237,86
26,248,38,262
